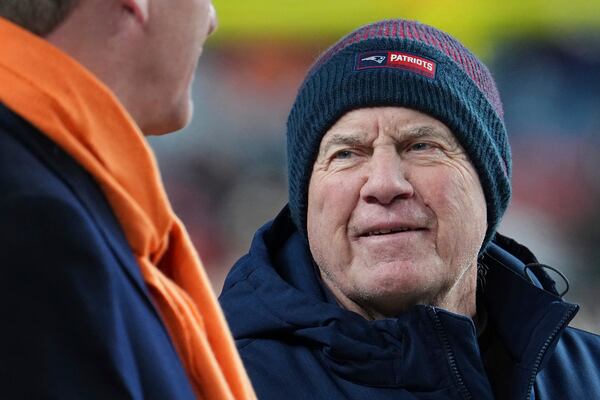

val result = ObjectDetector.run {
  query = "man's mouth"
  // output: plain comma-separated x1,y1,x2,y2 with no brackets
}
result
360,226,426,237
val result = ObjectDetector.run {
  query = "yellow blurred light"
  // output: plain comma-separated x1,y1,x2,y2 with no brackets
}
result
210,0,600,58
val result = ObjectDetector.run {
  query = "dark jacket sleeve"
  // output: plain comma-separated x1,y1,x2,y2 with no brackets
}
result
0,108,195,399
0,193,143,399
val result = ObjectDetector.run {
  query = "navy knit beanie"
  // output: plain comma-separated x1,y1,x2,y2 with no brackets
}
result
287,19,511,251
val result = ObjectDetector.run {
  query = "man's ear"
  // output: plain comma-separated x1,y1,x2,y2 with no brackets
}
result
121,0,148,24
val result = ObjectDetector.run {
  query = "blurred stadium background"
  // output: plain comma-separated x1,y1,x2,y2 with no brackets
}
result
148,0,600,332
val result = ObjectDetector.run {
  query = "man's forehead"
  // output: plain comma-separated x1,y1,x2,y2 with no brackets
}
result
321,107,457,145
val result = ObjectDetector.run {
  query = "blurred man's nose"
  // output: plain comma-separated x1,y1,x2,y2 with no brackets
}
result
207,4,218,36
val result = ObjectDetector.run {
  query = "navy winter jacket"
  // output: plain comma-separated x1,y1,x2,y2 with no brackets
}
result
220,207,600,399
0,105,195,398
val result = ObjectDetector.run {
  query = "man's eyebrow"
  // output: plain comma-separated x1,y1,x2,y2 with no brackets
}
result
399,125,455,145
319,133,364,157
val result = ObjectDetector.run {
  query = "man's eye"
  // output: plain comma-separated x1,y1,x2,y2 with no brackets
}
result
333,150,354,159
409,142,432,151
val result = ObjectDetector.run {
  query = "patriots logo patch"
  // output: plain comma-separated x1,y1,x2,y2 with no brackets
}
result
356,51,437,79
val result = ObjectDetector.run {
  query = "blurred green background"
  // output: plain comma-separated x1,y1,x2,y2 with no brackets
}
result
212,0,600,56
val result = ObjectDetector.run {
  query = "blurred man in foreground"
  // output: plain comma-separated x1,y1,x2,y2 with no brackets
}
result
220,19,600,399
0,1,255,398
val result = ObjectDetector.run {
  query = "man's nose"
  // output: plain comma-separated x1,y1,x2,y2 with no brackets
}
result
360,150,414,205
207,4,218,36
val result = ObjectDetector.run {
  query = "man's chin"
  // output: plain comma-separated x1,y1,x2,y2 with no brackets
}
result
353,292,428,319
353,285,424,314
143,100,193,136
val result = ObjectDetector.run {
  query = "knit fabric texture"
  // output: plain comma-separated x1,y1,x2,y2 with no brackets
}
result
286,19,511,250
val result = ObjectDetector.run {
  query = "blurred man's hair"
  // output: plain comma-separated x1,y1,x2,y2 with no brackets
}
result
0,0,80,36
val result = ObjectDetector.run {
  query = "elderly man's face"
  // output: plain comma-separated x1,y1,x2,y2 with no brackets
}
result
307,107,487,318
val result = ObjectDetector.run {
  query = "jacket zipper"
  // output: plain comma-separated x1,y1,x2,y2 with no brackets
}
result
430,308,472,400
523,304,578,400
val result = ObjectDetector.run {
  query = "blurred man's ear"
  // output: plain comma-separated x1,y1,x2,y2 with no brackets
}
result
121,0,148,24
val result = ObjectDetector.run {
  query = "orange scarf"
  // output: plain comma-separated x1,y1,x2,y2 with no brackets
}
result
0,18,255,400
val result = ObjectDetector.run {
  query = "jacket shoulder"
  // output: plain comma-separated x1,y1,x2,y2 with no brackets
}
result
556,326,600,366
0,109,66,197
535,326,600,399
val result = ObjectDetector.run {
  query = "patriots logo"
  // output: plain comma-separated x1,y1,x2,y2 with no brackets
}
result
356,51,437,78
361,55,386,64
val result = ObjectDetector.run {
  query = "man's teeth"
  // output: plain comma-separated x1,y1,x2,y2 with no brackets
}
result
367,228,412,236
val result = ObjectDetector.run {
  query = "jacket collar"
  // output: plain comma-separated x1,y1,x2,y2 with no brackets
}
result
479,236,578,398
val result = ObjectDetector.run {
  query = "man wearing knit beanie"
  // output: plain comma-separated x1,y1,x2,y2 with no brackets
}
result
220,19,600,400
